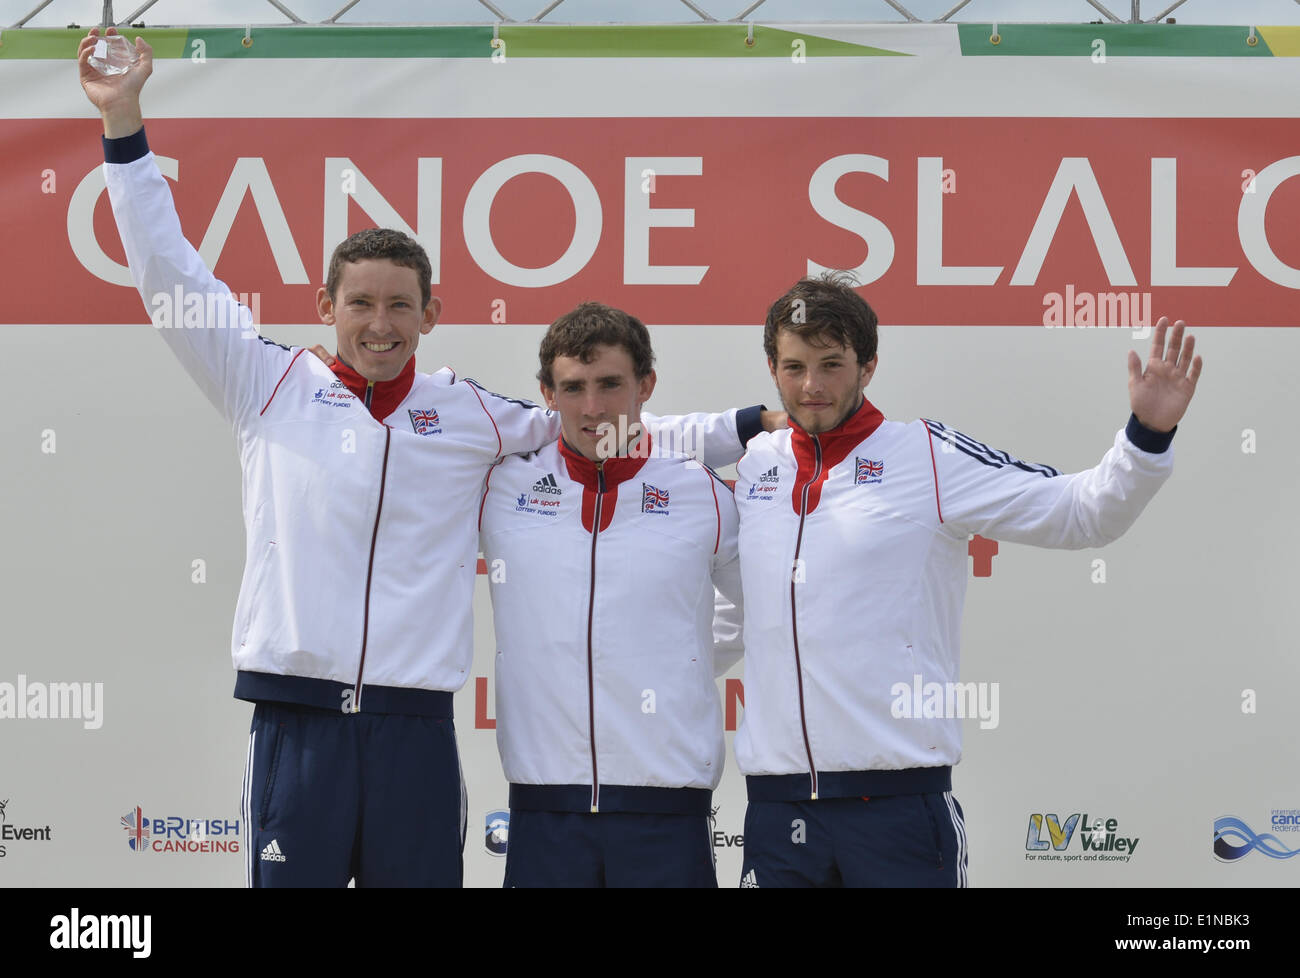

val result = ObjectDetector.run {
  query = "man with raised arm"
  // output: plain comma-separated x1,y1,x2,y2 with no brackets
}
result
80,28,767,887
730,272,1201,887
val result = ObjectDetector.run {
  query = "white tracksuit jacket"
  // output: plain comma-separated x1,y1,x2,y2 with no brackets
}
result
478,432,742,814
103,129,760,715
732,397,1175,800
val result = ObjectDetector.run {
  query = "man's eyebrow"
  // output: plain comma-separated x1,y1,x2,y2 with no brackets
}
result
342,290,418,301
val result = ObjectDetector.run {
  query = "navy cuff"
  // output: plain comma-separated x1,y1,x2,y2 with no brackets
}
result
509,783,712,816
234,670,454,717
735,404,767,446
1125,413,1176,454
747,766,952,801
102,126,149,164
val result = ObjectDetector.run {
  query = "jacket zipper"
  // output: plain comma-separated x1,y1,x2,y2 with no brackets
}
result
352,385,389,713
791,434,822,799
586,461,606,812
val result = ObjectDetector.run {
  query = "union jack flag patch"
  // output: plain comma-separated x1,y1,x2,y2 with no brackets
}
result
855,457,884,484
409,409,442,435
642,482,670,514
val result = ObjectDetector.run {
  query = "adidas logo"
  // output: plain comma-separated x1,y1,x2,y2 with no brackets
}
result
531,473,562,495
260,839,286,863
740,868,759,888
759,467,779,484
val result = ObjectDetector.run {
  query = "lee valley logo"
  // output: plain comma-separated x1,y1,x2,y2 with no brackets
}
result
1025,813,1140,863
50,908,150,959
0,675,103,730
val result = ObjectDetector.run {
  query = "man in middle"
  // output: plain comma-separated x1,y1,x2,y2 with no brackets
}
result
478,302,744,887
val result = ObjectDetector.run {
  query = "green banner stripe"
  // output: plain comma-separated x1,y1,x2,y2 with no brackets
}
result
183,26,492,59
957,23,1274,56
495,25,906,57
0,24,899,60
0,27,188,60
4,24,1284,61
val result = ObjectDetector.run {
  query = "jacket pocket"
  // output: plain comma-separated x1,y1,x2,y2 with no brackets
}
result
238,540,278,647
258,718,287,827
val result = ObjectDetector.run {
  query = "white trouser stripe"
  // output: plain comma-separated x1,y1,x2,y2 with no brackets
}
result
242,729,255,889
455,730,467,849
943,790,968,887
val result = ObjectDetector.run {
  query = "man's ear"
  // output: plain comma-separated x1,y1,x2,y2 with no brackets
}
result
636,369,657,406
539,381,558,412
316,287,336,325
768,357,778,382
421,296,442,336
860,353,879,388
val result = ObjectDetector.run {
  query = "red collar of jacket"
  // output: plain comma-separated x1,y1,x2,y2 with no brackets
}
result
557,429,653,532
789,396,886,515
330,355,416,421
557,428,653,490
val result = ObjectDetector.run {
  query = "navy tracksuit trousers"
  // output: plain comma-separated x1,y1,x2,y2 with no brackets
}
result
739,793,969,887
242,702,466,887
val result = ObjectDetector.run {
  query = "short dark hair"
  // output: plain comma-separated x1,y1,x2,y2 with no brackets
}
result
326,228,432,309
537,302,656,388
763,270,878,367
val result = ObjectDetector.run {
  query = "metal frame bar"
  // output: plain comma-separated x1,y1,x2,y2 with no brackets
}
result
9,0,1300,29
530,0,567,23
1084,0,1124,23
118,0,160,26
263,0,304,24
9,0,55,28
1146,0,1189,21
677,0,717,22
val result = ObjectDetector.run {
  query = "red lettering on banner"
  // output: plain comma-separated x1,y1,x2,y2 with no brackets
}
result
725,677,745,731
474,676,496,729
7,118,1298,326
970,534,999,578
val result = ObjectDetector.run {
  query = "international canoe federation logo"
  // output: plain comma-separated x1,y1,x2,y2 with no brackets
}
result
408,408,442,436
122,806,150,854
855,457,884,485
485,810,509,857
642,483,670,515
1213,815,1300,862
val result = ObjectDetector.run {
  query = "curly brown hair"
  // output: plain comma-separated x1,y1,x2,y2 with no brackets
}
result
763,270,878,367
538,302,656,388
325,228,432,309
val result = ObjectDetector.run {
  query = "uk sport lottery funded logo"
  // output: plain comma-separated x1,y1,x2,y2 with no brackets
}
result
515,475,562,517
747,467,780,501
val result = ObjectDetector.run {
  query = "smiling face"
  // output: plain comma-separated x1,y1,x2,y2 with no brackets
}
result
769,329,877,435
541,343,656,461
316,259,440,382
